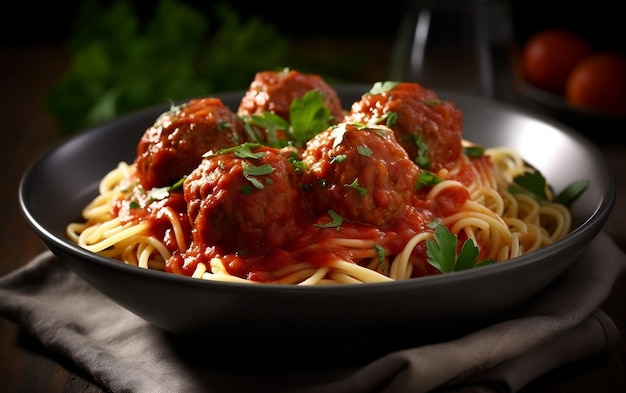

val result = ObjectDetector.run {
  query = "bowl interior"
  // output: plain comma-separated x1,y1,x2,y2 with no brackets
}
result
19,86,616,348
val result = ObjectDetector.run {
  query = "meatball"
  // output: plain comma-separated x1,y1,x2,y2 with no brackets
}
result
301,123,420,228
346,82,463,172
238,69,345,143
184,144,306,255
135,98,245,189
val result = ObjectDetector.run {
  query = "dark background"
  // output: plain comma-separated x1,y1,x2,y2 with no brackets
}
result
2,0,623,52
2,0,623,138
2,0,407,46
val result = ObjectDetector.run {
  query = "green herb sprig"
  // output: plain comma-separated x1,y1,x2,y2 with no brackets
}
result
426,223,494,273
315,210,344,230
508,169,588,207
247,89,333,148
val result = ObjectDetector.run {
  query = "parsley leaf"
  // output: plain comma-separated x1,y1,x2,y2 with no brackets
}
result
374,244,388,275
330,154,348,164
357,145,373,157
508,170,548,202
403,134,430,169
347,178,367,196
426,223,494,273
234,143,266,159
315,210,344,230
289,90,333,146
242,162,274,190
249,112,290,146
463,145,485,157
246,89,333,148
509,169,588,208
415,170,442,190
204,142,263,159
554,179,589,207
382,111,398,127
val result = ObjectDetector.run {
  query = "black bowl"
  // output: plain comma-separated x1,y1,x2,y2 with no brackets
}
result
19,86,615,359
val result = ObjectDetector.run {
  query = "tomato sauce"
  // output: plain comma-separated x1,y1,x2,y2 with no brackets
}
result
116,73,478,282
143,184,469,282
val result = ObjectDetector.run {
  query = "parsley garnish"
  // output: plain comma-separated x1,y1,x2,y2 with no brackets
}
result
242,162,274,190
247,90,333,148
554,179,589,207
382,112,398,127
288,156,307,173
315,210,343,230
403,134,430,168
289,90,333,145
463,145,485,157
234,143,266,159
329,154,347,164
509,171,548,201
217,121,231,131
249,113,289,146
347,178,367,196
426,223,494,273
415,170,442,190
357,145,373,157
241,117,265,143
508,169,588,207
207,143,276,191
374,244,388,275
203,142,263,158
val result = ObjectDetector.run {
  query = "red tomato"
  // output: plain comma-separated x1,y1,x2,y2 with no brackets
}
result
522,28,592,95
566,52,626,117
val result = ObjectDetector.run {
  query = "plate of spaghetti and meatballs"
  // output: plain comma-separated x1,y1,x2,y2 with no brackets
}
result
19,68,615,340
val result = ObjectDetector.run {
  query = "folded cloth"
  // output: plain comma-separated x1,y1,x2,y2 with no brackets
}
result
0,231,624,393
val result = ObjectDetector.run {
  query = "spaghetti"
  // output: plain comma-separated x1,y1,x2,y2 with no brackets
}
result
66,72,575,285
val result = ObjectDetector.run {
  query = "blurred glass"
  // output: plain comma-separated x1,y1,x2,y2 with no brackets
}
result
390,0,514,100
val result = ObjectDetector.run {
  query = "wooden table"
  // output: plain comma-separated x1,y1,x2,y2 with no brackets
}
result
1,46,624,393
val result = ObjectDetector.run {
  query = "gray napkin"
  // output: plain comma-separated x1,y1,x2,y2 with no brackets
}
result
0,231,623,393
